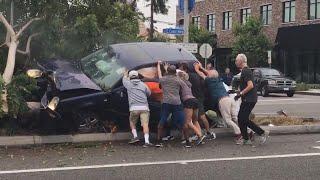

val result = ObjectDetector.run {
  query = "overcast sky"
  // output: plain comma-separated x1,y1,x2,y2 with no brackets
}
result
136,0,179,32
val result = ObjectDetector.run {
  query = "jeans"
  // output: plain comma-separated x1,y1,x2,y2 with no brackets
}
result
159,103,185,129
238,102,265,140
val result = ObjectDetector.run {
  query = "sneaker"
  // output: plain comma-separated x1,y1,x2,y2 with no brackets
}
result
206,132,217,140
143,143,154,148
155,141,164,148
189,135,199,142
184,141,192,148
181,139,187,144
260,130,270,144
129,137,140,144
162,136,170,141
235,134,242,144
196,135,206,146
237,139,252,146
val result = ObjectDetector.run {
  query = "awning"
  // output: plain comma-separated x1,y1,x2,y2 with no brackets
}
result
275,24,320,50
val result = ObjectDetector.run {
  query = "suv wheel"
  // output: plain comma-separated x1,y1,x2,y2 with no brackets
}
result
73,111,102,133
287,92,294,97
261,86,269,97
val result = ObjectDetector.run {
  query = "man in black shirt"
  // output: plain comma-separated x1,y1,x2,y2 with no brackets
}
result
234,54,270,145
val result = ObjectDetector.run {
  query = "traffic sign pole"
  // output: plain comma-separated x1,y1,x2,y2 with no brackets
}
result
183,0,189,43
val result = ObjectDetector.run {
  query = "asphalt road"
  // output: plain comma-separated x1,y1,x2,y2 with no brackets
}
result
254,94,320,119
1,134,320,180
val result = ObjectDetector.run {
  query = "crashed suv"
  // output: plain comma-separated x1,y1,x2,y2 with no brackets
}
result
28,42,199,134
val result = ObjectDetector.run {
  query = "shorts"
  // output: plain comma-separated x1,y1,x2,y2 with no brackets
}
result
197,97,205,116
183,98,199,109
159,103,185,129
129,111,150,125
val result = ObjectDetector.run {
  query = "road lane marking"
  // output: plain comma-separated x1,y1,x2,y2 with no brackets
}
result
1,153,320,174
317,141,320,143
312,146,320,150
258,99,309,102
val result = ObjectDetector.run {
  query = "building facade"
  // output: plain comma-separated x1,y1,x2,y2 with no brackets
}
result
177,0,320,83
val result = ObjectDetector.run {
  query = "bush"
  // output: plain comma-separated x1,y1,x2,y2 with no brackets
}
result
296,83,320,91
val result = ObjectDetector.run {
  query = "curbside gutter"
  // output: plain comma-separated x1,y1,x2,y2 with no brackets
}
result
296,91,320,96
1,125,320,147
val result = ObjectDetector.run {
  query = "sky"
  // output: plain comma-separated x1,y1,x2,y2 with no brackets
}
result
136,0,179,32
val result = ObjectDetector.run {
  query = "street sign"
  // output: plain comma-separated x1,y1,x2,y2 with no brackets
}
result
163,28,184,35
199,43,212,59
178,0,195,13
267,50,272,64
177,43,198,53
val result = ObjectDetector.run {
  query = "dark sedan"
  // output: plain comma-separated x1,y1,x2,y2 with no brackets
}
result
31,42,198,134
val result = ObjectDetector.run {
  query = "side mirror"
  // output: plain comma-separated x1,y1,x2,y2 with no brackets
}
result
27,69,43,78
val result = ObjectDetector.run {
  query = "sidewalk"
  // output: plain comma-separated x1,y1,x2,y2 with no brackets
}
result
296,89,320,96
1,125,320,147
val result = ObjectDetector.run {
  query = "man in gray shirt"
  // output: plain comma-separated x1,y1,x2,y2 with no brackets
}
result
123,70,152,147
156,61,186,147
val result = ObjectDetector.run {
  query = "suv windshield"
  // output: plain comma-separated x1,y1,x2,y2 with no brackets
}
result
80,48,125,91
260,69,281,76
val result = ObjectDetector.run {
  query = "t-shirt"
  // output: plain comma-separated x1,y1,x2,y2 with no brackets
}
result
180,80,195,102
188,73,205,100
221,73,233,86
239,67,258,103
159,75,183,105
205,77,229,108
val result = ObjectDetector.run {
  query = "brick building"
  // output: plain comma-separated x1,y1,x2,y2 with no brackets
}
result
177,0,320,83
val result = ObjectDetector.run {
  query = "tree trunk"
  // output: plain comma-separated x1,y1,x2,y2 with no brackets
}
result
149,0,154,41
3,39,18,84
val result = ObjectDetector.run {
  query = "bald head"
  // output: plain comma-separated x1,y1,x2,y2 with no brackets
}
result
207,69,219,78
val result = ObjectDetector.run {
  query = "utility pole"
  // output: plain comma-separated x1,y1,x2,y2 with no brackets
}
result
149,0,154,41
10,0,14,25
183,0,189,43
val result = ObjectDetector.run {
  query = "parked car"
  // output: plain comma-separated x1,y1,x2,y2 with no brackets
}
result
231,68,296,97
27,42,199,134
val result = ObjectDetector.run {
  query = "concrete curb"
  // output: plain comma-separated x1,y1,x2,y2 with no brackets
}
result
296,91,320,96
0,125,320,147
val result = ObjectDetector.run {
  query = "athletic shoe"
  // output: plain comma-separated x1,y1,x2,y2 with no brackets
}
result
260,130,270,144
155,141,164,148
162,136,170,141
128,137,140,144
189,135,199,142
206,132,217,140
181,139,187,144
143,143,154,148
184,141,192,148
235,134,242,144
196,135,206,146
241,139,253,145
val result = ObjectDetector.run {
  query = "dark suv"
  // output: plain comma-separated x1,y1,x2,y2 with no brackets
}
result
232,68,296,97
29,42,199,134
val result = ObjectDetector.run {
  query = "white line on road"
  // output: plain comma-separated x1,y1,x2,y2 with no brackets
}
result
312,146,320,150
1,153,320,175
258,98,310,102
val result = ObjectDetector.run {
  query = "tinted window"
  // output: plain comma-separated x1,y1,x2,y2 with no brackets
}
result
260,69,281,76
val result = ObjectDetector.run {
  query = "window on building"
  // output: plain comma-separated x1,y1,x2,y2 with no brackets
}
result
261,4,272,25
192,16,200,29
223,11,232,30
207,14,215,32
283,1,296,23
241,8,251,24
309,0,320,19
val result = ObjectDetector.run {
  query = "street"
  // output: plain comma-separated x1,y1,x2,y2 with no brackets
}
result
1,134,320,180
254,94,320,119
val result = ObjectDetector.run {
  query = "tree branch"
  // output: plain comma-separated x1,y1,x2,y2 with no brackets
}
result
16,17,41,38
16,33,40,55
0,13,16,37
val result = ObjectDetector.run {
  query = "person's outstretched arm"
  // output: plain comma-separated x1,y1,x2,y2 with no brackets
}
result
157,61,163,78
122,69,130,88
194,63,207,80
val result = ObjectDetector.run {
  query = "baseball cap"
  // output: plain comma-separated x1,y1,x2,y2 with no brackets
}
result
129,70,139,78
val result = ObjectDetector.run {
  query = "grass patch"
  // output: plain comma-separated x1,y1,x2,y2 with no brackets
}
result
253,116,317,126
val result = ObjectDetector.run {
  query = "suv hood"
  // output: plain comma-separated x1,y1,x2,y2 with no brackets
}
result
38,59,102,91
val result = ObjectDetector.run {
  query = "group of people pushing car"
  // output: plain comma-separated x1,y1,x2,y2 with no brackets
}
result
122,53,270,148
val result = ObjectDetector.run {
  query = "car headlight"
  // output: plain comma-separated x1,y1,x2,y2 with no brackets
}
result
48,97,59,111
268,80,276,85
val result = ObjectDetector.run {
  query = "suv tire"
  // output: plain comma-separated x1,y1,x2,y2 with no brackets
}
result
73,111,103,133
287,92,294,97
261,86,269,97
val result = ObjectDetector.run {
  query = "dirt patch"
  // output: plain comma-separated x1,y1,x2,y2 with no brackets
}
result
253,116,319,126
